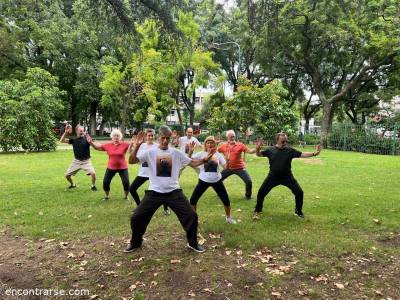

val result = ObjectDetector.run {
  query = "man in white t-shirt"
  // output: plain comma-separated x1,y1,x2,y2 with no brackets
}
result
173,127,201,154
125,125,214,253
128,129,170,215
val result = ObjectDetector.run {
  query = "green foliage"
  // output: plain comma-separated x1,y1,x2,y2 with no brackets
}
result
0,68,64,152
304,134,320,145
208,79,297,140
328,122,400,155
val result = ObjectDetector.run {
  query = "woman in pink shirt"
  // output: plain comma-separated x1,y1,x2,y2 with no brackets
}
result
87,129,131,201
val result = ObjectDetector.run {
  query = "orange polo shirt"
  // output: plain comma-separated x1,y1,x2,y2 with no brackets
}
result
218,142,249,170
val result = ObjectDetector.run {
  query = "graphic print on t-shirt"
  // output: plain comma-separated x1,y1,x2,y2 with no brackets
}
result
185,144,189,153
156,155,172,177
204,156,218,172
142,162,148,167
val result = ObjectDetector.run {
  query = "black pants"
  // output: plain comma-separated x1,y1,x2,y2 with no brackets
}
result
190,179,230,207
255,175,304,213
130,189,198,248
129,176,168,211
103,168,129,192
221,168,252,198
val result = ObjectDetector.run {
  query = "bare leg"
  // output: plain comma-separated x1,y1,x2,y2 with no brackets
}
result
66,175,74,185
224,205,231,218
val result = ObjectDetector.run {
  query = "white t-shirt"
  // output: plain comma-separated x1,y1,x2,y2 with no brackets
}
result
137,146,192,193
178,136,201,154
192,151,226,183
137,143,158,177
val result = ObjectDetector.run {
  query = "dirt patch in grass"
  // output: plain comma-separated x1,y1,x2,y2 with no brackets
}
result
0,229,399,300
378,233,400,248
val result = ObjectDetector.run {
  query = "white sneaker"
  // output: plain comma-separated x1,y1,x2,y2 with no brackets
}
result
225,216,237,224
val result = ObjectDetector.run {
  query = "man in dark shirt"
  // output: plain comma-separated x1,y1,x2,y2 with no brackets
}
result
254,132,321,218
60,125,97,190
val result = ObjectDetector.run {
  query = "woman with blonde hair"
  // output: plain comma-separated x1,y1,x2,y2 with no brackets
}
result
188,136,236,224
87,129,131,201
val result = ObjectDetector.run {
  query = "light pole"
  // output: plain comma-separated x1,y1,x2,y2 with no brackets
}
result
211,41,241,80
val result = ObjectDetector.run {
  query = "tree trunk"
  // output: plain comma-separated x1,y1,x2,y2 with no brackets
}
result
305,117,310,134
175,90,183,129
99,120,106,136
120,96,128,135
89,101,97,136
189,90,195,127
320,102,332,147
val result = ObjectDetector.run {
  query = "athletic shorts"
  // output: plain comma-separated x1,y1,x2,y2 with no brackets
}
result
65,159,95,176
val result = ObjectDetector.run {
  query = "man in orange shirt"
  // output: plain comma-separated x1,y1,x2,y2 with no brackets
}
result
218,130,257,199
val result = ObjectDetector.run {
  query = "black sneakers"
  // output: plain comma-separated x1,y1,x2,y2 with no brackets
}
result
124,244,141,253
91,185,97,191
68,184,77,189
294,210,305,218
186,243,206,253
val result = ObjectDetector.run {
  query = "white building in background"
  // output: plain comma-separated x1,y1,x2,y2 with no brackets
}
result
166,88,214,128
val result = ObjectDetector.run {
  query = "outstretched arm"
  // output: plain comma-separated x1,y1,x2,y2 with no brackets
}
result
128,132,145,164
300,144,322,158
60,125,72,143
86,135,104,151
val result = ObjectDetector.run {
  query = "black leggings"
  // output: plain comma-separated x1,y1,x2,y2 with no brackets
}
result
190,179,230,207
130,189,198,248
221,168,252,198
129,176,168,211
103,168,129,192
255,175,304,213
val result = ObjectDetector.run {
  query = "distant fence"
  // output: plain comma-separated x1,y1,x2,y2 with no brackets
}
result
328,122,400,155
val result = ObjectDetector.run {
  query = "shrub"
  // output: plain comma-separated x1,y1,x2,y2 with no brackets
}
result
0,68,64,152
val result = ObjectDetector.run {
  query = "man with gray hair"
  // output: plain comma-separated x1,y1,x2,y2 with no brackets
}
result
218,130,257,200
126,125,214,253
60,124,97,190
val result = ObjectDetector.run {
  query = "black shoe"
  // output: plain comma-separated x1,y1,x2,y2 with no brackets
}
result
294,211,304,218
68,184,77,189
91,186,97,191
124,244,140,253
245,195,252,200
186,243,205,253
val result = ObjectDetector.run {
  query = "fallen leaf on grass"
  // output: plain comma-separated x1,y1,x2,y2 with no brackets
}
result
373,219,381,224
278,265,291,273
271,291,282,298
203,288,213,293
375,290,383,295
129,285,136,291
170,259,181,264
198,233,206,245
334,283,345,289
225,251,232,256
67,252,75,258
44,239,55,243
78,250,86,258
89,295,99,299
80,260,88,266
150,281,158,287
188,291,196,297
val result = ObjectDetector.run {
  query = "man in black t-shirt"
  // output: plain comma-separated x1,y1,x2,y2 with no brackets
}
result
60,125,97,190
254,133,321,218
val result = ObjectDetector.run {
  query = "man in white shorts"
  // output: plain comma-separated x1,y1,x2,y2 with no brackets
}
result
60,124,97,190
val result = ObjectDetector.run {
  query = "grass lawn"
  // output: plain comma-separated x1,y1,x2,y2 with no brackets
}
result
0,146,399,299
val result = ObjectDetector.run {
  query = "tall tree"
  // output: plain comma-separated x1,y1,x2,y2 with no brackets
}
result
256,0,400,145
